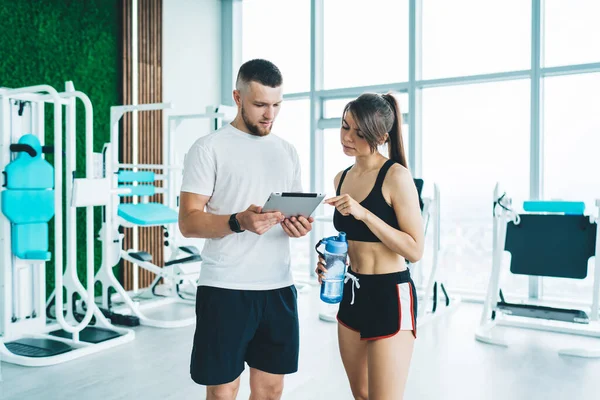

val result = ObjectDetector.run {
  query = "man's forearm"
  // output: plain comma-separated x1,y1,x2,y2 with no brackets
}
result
179,210,234,239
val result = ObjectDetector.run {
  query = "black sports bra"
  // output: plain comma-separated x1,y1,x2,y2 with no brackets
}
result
333,159,400,242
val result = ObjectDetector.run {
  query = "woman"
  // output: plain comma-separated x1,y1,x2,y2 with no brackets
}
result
316,93,424,400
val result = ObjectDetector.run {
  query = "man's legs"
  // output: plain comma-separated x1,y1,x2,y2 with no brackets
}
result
249,368,284,400
206,376,242,400
246,285,300,400
190,286,260,396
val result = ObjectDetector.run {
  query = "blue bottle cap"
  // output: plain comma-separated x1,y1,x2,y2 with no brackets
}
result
325,232,348,254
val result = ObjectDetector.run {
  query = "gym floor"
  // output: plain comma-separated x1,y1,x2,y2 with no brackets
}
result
2,285,599,400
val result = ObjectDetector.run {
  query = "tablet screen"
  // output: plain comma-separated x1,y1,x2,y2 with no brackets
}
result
262,192,325,218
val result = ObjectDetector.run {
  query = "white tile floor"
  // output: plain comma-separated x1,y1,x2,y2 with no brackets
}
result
2,285,600,400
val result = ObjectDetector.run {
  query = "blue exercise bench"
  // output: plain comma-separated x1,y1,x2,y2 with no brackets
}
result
94,169,201,328
116,169,200,265
117,171,179,226
1,134,54,261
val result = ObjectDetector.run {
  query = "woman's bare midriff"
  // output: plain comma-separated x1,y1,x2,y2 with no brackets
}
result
347,240,407,275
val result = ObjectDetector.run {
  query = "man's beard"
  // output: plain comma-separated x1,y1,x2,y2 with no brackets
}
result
241,106,272,137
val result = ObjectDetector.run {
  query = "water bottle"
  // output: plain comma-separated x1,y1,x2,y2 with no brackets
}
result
315,232,348,304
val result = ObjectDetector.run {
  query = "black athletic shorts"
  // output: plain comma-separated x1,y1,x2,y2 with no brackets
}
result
337,267,418,340
190,285,299,386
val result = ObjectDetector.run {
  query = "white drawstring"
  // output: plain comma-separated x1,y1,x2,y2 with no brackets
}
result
344,271,360,305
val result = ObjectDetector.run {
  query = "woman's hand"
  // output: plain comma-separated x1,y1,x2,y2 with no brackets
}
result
315,256,327,284
324,194,369,221
315,256,350,284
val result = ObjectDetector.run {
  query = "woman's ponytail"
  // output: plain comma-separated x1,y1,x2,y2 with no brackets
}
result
381,93,407,168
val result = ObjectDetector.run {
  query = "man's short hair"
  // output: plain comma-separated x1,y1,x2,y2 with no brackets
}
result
236,59,283,91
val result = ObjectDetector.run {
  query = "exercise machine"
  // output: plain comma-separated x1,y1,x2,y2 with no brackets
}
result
475,183,600,358
94,103,232,328
408,179,460,327
0,83,133,367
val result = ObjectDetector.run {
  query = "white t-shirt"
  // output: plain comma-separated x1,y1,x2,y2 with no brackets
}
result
180,123,302,290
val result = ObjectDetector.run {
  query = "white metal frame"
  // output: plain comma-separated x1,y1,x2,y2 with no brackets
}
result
94,103,232,329
165,105,232,211
0,83,134,367
409,183,461,327
475,183,600,358
96,102,191,328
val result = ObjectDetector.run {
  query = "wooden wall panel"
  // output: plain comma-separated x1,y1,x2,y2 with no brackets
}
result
121,0,163,291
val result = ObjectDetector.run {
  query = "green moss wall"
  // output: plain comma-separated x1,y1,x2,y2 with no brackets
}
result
0,0,121,297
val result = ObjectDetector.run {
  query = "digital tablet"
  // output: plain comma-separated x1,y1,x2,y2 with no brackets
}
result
262,192,326,218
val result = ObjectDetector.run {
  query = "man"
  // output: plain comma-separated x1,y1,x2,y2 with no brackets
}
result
179,59,313,400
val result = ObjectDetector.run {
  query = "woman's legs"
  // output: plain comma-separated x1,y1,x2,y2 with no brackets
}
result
338,322,369,400
337,269,416,399
367,331,415,400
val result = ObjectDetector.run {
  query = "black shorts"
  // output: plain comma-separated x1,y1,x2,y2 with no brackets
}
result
337,267,418,340
190,285,299,386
